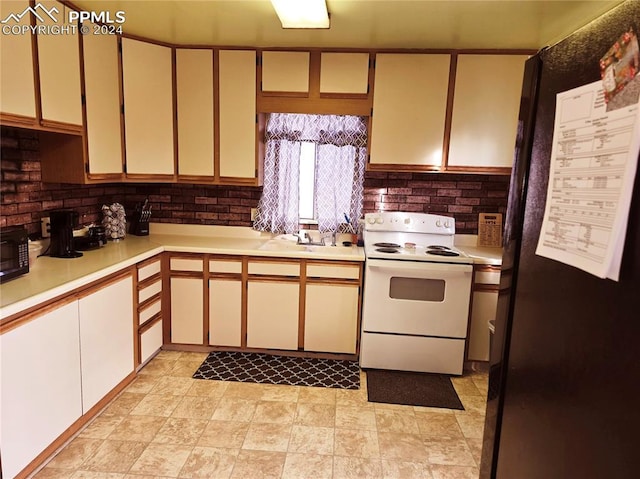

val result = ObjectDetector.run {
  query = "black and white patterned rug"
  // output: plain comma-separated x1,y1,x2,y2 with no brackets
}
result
192,351,360,390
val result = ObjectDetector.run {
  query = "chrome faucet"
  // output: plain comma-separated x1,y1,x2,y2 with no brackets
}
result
296,232,326,246
320,231,337,246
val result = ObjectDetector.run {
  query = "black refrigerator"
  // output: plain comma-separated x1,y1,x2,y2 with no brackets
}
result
481,1,640,478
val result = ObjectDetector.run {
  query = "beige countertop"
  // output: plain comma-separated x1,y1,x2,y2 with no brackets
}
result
0,236,163,319
458,245,504,266
455,234,504,266
2,227,503,319
0,225,365,320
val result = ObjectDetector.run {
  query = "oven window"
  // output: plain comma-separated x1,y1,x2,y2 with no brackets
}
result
389,277,445,302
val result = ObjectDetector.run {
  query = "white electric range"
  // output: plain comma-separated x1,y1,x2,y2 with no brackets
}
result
360,212,473,375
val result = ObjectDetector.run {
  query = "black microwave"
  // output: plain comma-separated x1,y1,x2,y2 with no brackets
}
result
0,226,29,283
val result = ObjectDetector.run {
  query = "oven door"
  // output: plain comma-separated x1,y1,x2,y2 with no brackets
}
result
362,259,473,338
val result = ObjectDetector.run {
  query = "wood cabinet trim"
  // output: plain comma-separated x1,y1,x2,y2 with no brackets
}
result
298,259,307,349
138,272,162,290
474,283,500,292
0,294,77,334
474,264,502,273
441,52,458,170
0,113,38,129
170,271,204,279
137,254,163,269
161,252,172,345
241,256,248,348
163,343,358,361
38,119,83,134
305,277,361,286
366,163,442,173
209,272,243,280
76,268,135,299
139,312,162,333
246,275,300,283
138,292,162,312
445,165,513,175
213,48,220,182
202,253,210,344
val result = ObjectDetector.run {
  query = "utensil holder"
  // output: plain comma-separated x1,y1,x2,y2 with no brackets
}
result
129,208,150,236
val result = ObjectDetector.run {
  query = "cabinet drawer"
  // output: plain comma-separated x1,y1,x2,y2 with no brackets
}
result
171,258,204,272
209,260,242,274
475,270,501,285
138,260,161,281
307,263,360,280
139,279,161,303
139,299,161,325
248,261,299,276
140,320,163,365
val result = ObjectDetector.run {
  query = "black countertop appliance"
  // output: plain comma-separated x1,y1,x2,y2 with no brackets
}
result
49,210,83,258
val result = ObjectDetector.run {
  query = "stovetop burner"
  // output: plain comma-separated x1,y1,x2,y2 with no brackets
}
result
376,247,400,253
374,242,401,248
427,245,452,250
427,249,460,257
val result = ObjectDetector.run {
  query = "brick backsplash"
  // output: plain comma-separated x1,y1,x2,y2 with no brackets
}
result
362,172,509,234
1,127,261,237
1,126,508,237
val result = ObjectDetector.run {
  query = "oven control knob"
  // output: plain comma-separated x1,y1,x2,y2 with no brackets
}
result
367,217,376,224
404,218,411,225
436,220,442,227
376,218,384,224
444,220,451,228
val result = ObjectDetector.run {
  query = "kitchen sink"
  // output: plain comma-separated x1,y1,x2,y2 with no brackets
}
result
304,245,355,255
258,240,308,252
258,240,356,255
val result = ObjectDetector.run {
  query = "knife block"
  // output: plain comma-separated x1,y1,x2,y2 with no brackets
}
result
129,209,150,236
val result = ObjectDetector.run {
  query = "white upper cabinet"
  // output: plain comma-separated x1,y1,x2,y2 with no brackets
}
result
218,49,257,180
37,0,82,126
82,26,123,175
369,53,451,168
0,0,37,120
320,52,370,94
176,49,215,177
261,51,310,93
121,38,175,176
448,54,528,169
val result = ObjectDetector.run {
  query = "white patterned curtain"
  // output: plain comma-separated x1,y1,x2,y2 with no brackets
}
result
253,113,367,234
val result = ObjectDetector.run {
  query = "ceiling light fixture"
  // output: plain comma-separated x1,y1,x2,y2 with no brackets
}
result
270,0,330,29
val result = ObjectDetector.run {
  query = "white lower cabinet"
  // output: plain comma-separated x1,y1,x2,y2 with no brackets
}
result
171,277,204,344
0,270,137,479
0,301,82,479
78,275,134,412
140,320,164,364
467,265,501,361
209,279,242,347
304,283,359,354
468,290,498,361
247,281,299,350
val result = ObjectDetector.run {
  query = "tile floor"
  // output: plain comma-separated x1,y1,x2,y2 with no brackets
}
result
32,350,488,479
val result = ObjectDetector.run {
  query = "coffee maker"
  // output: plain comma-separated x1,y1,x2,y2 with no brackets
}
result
49,210,83,258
